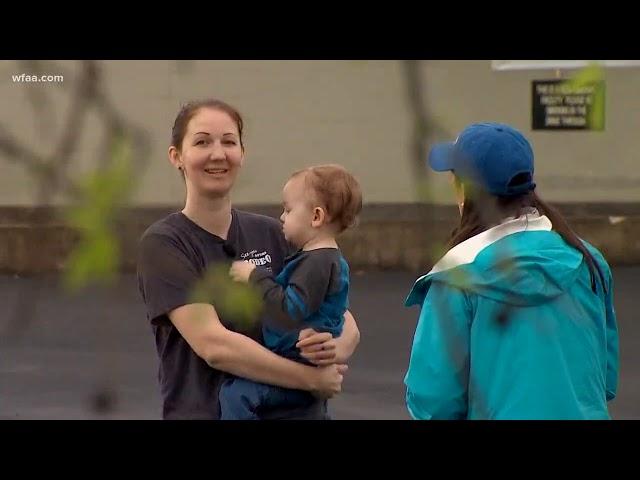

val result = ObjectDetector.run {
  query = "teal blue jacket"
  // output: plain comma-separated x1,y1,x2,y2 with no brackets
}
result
405,214,619,420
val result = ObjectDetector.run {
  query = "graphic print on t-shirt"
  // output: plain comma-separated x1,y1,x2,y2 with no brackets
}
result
240,249,274,273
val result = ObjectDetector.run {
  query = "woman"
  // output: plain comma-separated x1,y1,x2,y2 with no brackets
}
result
137,99,360,419
404,122,619,420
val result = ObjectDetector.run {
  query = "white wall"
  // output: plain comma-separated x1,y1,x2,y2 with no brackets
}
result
1,60,638,206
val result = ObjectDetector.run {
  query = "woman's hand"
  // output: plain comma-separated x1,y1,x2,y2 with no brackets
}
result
311,363,348,399
229,260,256,283
297,328,338,366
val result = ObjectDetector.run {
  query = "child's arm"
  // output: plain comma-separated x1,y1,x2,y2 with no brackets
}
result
246,252,336,330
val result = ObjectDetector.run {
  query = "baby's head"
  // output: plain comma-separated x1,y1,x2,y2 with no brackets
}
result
280,164,362,247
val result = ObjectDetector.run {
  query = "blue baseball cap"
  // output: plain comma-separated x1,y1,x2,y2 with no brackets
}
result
428,122,536,196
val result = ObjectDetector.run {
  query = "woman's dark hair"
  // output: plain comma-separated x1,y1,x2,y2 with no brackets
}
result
171,99,244,151
448,178,605,293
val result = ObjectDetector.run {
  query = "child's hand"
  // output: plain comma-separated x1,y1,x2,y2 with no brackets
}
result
229,260,256,283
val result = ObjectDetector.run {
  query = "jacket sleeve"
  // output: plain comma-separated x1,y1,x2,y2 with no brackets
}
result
405,281,472,420
584,241,619,402
603,269,619,401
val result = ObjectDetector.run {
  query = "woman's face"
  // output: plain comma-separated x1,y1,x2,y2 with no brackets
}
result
169,107,244,198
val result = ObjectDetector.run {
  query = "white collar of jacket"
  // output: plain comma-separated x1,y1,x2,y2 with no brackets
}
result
405,212,553,307
405,211,552,307
425,212,552,279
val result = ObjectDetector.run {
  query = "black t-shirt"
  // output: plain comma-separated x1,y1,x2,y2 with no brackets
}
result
137,209,327,420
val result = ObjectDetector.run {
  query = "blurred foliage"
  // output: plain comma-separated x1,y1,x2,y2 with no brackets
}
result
428,243,450,267
561,62,605,130
416,175,459,205
62,134,134,291
190,264,264,331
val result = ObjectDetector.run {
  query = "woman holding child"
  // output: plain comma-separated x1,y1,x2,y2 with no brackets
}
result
136,99,361,420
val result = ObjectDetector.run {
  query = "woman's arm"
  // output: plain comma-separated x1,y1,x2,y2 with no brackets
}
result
405,284,472,420
296,310,361,365
336,310,360,363
603,268,619,401
139,232,345,397
169,302,346,396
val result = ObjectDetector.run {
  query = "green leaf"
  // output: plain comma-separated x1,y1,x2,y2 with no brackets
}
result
63,231,120,291
562,62,605,131
62,133,135,291
189,264,264,331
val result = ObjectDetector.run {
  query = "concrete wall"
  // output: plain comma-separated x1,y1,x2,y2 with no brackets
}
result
1,60,639,207
2,204,640,274
421,61,640,203
2,60,639,272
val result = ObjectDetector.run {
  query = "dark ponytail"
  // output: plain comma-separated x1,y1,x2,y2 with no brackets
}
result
448,186,606,293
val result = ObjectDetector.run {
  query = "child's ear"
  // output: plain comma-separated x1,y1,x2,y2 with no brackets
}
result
311,206,327,228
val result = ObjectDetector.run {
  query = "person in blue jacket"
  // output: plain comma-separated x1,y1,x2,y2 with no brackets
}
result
404,122,619,420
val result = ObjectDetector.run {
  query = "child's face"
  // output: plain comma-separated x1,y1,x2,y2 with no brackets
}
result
280,176,316,247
